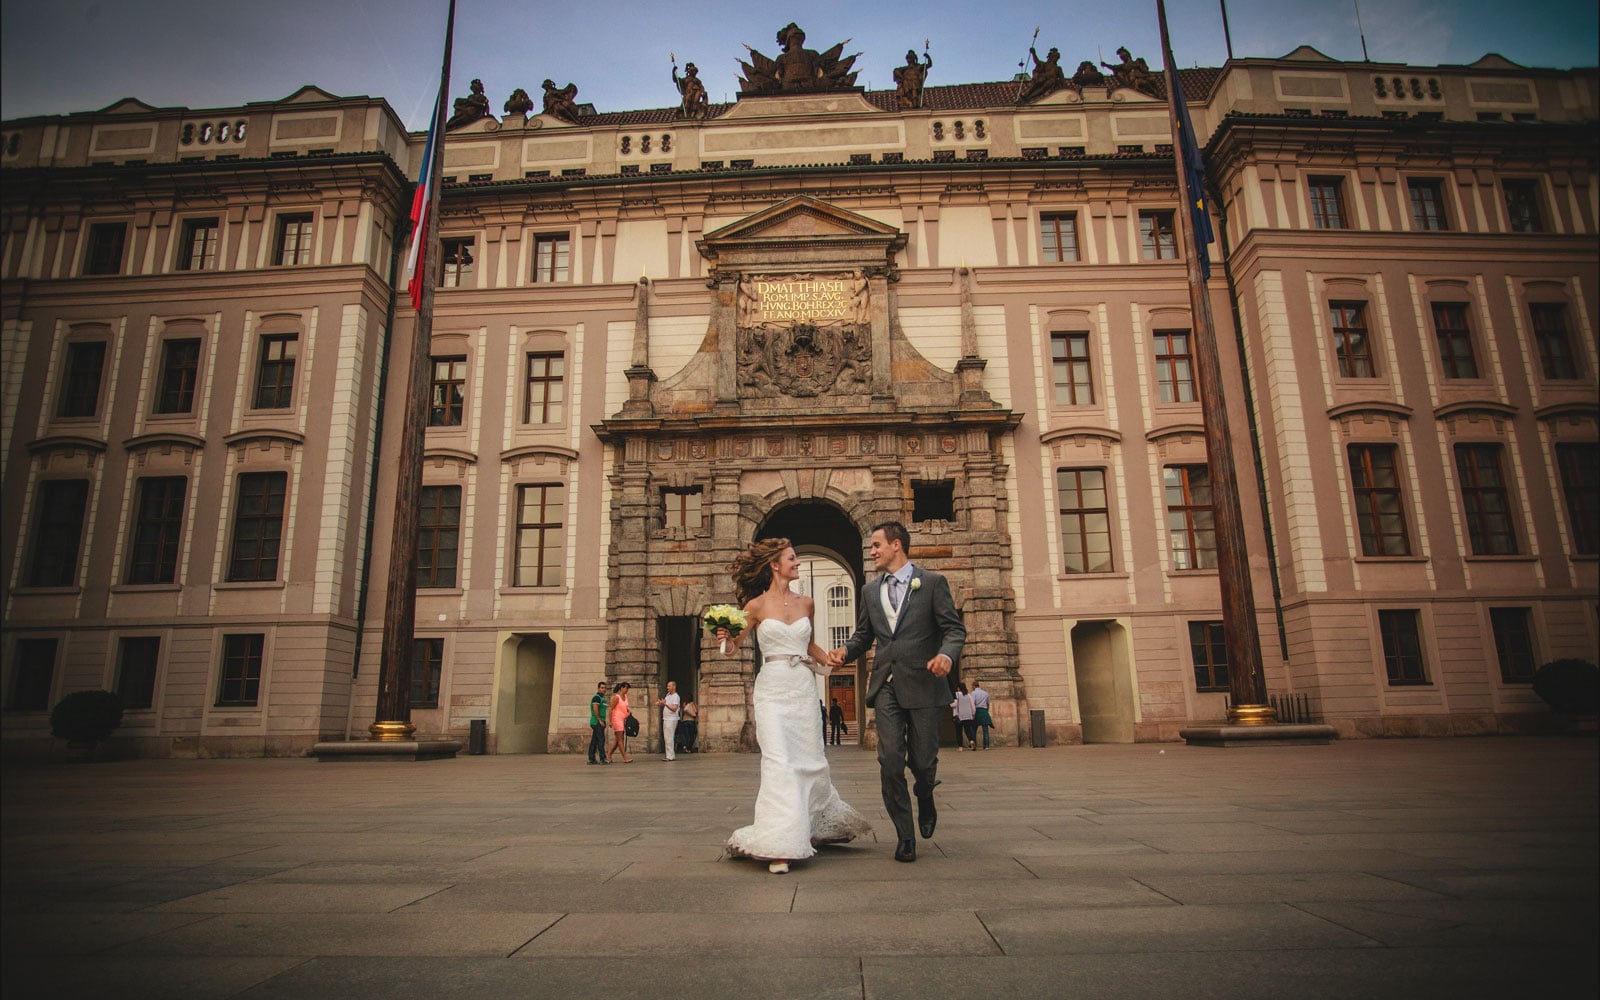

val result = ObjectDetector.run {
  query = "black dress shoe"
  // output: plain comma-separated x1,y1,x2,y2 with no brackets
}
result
894,838,917,862
917,796,937,839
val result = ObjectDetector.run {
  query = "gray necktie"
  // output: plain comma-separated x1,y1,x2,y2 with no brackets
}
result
888,577,902,612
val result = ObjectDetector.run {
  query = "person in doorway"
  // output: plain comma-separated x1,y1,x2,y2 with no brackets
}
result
607,681,634,763
829,698,846,746
971,679,993,750
588,680,610,764
952,682,977,751
678,699,698,753
655,680,682,761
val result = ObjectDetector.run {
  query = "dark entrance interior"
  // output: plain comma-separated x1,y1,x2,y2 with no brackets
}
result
757,501,863,588
657,615,700,705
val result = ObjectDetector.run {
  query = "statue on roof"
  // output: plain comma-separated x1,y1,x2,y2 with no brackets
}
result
1102,47,1159,96
894,44,933,109
1018,45,1067,104
1071,60,1105,89
739,22,859,95
541,79,582,124
504,87,535,120
672,56,709,120
446,78,492,130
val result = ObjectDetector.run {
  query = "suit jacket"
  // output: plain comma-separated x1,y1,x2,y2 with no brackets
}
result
843,565,966,710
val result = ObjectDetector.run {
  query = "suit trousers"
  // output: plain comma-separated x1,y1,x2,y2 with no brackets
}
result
873,681,941,842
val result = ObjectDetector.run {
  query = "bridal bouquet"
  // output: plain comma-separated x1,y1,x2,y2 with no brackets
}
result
703,604,750,655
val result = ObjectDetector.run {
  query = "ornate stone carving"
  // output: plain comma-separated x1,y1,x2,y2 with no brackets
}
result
504,88,534,119
739,23,859,94
734,272,873,398
1102,47,1160,97
673,60,710,120
446,79,491,130
1018,45,1068,104
541,79,581,123
894,47,933,109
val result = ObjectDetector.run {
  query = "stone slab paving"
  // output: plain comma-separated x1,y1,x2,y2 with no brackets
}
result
2,737,1595,999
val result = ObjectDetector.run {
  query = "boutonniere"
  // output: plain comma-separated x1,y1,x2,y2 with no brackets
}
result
910,577,922,592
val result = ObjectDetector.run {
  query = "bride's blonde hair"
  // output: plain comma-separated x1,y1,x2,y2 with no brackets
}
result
728,537,791,608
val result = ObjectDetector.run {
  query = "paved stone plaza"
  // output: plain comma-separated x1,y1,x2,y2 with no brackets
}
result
2,737,1595,999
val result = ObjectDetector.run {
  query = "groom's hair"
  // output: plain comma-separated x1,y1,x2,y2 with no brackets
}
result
871,520,911,555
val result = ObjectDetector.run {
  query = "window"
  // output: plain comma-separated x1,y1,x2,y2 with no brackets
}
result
1189,621,1229,692
429,356,467,426
1057,468,1112,573
1455,444,1517,555
533,234,570,283
1502,179,1543,233
178,218,219,271
253,334,298,409
1308,177,1347,229
1040,212,1080,262
1408,179,1449,231
216,633,264,706
1164,465,1216,570
83,222,127,275
1330,302,1376,378
524,352,565,424
155,338,201,414
227,472,287,581
440,237,474,287
1154,331,1197,403
514,484,565,587
1050,333,1093,405
7,639,57,710
57,341,107,418
1430,304,1478,380
1379,610,1428,685
912,480,955,522
27,480,89,587
1139,210,1177,260
416,485,460,589
1555,443,1599,555
1490,608,1536,684
274,213,314,266
1348,445,1411,556
662,486,703,530
828,585,852,649
1529,303,1579,380
116,637,161,709
126,477,187,585
411,638,443,708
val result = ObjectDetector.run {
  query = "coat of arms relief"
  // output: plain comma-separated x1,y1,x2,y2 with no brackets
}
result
735,271,873,398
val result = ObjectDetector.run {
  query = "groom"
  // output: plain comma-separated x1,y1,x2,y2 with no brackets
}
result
831,521,966,862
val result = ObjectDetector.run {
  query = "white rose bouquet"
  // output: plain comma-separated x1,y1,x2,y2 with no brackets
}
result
703,604,750,655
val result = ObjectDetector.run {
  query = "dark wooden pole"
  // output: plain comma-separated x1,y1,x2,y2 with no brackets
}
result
1157,0,1275,724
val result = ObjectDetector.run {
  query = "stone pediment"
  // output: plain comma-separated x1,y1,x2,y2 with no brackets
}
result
255,85,346,107
704,195,900,241
699,195,907,273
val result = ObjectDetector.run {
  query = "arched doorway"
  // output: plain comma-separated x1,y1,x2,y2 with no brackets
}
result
493,632,557,752
1071,620,1135,743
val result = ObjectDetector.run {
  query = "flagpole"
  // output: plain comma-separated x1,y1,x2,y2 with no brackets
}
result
1156,0,1275,725
372,0,456,741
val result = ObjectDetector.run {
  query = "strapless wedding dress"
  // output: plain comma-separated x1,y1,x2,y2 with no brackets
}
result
726,618,872,862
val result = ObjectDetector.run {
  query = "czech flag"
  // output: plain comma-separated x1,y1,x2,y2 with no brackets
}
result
403,88,444,310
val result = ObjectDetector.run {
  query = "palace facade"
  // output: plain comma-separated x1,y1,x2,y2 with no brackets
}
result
2,38,1595,757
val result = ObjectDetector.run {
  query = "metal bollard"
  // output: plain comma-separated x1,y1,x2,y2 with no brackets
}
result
468,718,487,755
1030,709,1046,748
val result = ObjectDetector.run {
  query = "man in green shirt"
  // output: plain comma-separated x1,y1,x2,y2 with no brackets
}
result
588,681,610,764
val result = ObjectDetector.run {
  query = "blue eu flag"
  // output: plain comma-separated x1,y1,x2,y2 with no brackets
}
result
1170,73,1214,281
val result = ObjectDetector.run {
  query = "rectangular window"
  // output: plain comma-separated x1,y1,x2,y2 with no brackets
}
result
178,218,219,271
416,485,461,589
216,633,264,706
1050,333,1093,405
1490,608,1536,684
227,472,287,581
440,237,475,287
1164,464,1216,570
1556,442,1599,555
83,222,127,275
533,234,570,283
429,356,467,427
116,636,161,709
1057,468,1112,573
411,638,443,708
524,352,565,424
1379,610,1428,685
126,476,187,585
1040,212,1080,262
1308,177,1347,229
8,638,57,710
57,341,107,418
1153,330,1197,403
1139,210,1177,260
514,484,565,587
912,480,955,522
155,338,201,414
1529,303,1579,380
1330,302,1376,378
662,486,704,530
1503,179,1543,233
1348,445,1411,556
1188,621,1229,692
27,479,89,587
1430,303,1479,380
1408,179,1449,231
274,213,314,266
253,334,298,409
1455,444,1518,555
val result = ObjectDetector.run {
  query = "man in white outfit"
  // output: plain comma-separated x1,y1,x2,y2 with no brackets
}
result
657,681,681,761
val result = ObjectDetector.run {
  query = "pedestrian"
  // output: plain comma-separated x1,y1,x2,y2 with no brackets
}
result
607,681,634,763
655,680,681,761
678,699,699,753
828,698,845,745
971,680,993,750
952,682,977,750
588,680,610,764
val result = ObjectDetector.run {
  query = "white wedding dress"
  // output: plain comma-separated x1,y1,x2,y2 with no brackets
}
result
726,618,872,862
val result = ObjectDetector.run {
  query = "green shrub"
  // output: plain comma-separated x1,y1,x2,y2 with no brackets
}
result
49,690,125,744
1531,659,1599,716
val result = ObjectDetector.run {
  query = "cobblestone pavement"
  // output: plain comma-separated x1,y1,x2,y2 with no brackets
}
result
3,737,1596,999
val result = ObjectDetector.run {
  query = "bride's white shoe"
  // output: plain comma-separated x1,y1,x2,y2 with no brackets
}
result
768,861,790,874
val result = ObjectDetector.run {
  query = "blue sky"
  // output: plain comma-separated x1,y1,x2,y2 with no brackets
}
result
3,0,1595,129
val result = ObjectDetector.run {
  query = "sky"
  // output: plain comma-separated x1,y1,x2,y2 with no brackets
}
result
3,0,1595,131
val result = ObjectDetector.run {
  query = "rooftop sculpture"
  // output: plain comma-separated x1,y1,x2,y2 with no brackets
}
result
738,22,859,95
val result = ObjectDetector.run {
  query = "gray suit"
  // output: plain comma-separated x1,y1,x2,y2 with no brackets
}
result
842,565,966,843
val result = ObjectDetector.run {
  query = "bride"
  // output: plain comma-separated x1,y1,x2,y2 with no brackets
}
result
719,538,872,874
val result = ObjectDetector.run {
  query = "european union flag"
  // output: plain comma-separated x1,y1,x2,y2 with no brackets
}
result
1170,72,1214,281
